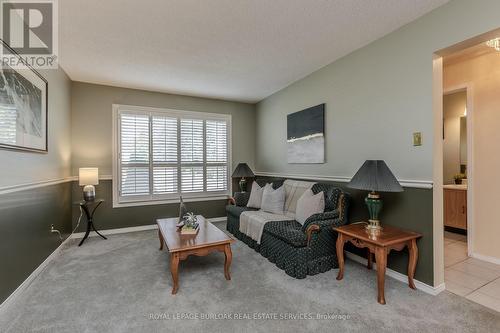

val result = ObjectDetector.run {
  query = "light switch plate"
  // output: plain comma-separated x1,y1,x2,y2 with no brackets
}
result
413,132,422,146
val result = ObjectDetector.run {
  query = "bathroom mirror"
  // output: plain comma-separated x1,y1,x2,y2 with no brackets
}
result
460,116,467,173
443,90,467,184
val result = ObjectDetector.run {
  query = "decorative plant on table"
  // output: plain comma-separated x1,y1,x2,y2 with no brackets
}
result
183,213,198,229
453,173,466,185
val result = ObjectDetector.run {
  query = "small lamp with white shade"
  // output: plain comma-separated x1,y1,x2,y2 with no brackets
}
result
79,168,99,202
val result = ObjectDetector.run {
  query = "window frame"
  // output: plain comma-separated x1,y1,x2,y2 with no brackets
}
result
112,104,232,208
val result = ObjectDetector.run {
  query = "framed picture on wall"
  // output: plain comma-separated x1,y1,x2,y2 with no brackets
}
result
287,103,325,163
0,40,48,153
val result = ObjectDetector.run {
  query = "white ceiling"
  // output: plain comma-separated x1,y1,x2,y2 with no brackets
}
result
59,0,449,103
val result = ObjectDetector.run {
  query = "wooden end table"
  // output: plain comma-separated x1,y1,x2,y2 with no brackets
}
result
334,223,422,304
157,216,235,294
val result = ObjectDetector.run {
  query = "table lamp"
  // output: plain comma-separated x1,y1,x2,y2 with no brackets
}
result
231,163,254,192
347,160,403,231
79,168,99,202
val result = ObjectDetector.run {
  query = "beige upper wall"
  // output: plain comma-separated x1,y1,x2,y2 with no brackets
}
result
443,91,466,184
444,51,500,260
255,0,500,182
71,82,256,176
0,67,72,187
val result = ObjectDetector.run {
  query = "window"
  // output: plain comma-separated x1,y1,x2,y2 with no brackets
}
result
113,105,231,206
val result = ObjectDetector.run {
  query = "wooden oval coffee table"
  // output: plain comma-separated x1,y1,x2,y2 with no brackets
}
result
157,216,235,294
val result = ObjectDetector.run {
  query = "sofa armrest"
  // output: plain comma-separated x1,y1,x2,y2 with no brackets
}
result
305,224,320,247
301,210,340,232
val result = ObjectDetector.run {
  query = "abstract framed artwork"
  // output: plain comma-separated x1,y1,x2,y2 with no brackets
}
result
0,40,48,153
287,103,325,164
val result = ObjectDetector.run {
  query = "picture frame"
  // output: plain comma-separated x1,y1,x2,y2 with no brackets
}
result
0,40,48,153
287,103,325,164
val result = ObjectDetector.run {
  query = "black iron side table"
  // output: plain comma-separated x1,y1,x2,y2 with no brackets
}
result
76,199,107,246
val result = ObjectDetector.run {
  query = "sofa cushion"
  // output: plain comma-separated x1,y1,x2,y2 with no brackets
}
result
247,181,268,208
296,189,325,225
311,183,343,212
283,180,315,214
226,205,257,217
264,220,308,247
261,185,285,214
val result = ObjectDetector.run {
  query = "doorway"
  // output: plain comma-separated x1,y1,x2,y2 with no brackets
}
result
434,30,500,312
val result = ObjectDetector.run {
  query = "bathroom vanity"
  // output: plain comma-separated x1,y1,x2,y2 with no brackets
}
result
443,184,467,230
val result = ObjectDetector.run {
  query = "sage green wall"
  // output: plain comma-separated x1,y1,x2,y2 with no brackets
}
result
0,183,72,304
255,0,500,286
0,66,72,304
256,0,500,182
0,68,72,187
71,82,256,176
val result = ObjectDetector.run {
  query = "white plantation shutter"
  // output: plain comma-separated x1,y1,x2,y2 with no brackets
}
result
121,167,150,195
152,116,177,163
152,116,178,194
119,114,150,196
153,167,177,194
206,165,227,191
206,120,228,191
180,119,204,163
181,167,204,192
206,120,227,163
180,119,204,193
115,106,230,205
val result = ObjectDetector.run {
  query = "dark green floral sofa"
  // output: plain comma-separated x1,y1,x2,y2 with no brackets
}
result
226,180,350,279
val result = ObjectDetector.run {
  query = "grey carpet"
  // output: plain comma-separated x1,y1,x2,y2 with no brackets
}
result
1,223,499,333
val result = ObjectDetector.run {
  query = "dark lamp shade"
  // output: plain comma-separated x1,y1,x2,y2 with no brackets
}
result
347,160,403,193
232,163,254,178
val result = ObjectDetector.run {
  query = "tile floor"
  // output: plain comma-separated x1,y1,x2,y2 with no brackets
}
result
444,231,500,312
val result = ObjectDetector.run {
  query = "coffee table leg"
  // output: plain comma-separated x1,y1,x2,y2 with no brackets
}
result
170,253,180,294
375,247,387,305
407,239,418,290
224,244,232,280
158,229,164,251
336,233,345,280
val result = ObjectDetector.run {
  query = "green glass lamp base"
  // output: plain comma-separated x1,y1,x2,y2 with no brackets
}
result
239,178,248,192
365,192,383,231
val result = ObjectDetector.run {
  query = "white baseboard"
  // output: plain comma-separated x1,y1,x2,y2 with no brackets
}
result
207,217,227,223
345,252,445,296
71,217,228,239
470,252,500,265
71,224,158,239
0,235,73,310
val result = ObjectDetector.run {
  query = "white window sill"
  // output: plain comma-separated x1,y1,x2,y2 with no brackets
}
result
112,195,230,208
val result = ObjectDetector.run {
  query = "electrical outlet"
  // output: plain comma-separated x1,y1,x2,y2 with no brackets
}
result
413,132,422,146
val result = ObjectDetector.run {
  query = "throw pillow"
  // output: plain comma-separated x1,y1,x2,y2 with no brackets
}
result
247,181,268,209
261,185,286,214
295,189,325,225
